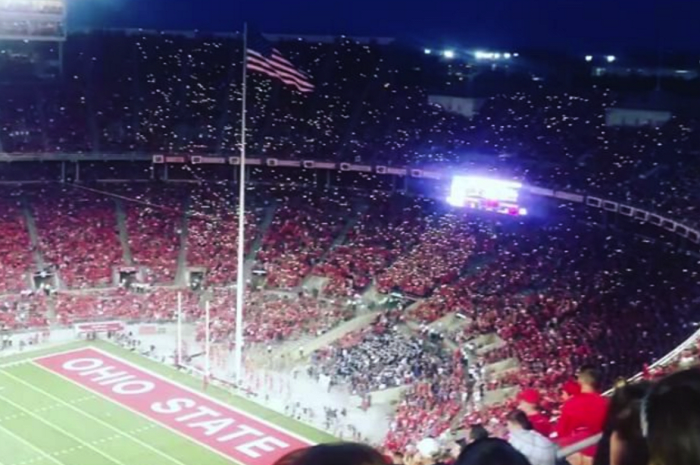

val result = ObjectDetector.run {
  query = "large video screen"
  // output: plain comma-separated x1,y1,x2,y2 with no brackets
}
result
447,175,526,216
0,0,64,16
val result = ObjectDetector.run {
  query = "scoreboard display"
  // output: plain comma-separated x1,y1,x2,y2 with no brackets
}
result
0,0,66,41
447,175,527,216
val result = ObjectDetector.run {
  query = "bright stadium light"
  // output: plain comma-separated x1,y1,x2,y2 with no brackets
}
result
424,48,432,55
606,55,616,63
585,55,593,62
504,52,512,59
443,50,455,59
494,53,502,59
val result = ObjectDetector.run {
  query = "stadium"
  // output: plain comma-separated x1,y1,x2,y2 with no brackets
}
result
1,1,700,465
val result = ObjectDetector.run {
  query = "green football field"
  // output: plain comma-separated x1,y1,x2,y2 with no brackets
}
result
0,342,335,465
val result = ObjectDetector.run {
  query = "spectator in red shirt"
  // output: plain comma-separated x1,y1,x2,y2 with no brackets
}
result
517,389,552,437
561,380,582,402
555,367,609,464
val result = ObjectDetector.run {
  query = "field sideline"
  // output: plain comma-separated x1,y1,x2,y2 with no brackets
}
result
0,342,336,465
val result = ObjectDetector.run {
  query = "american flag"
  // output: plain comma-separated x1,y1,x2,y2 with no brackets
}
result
246,32,315,93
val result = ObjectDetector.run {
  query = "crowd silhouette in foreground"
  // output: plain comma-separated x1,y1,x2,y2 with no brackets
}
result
273,367,700,465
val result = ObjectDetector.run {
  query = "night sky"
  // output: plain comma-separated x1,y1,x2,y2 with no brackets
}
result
69,0,699,52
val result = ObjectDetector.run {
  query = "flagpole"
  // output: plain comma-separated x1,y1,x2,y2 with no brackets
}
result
233,22,248,385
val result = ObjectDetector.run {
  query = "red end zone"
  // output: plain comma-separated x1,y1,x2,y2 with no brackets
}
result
35,348,312,465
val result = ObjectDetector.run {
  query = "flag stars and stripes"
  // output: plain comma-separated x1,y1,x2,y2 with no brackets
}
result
246,32,315,94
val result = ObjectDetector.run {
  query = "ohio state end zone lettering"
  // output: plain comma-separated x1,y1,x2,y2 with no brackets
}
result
35,348,311,465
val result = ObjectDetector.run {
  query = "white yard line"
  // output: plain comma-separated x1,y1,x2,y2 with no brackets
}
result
30,357,245,465
0,343,88,369
0,390,124,465
1,370,192,465
3,424,159,465
0,421,68,465
0,361,29,370
0,396,95,424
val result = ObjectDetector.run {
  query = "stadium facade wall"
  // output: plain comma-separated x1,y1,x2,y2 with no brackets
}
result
605,107,672,127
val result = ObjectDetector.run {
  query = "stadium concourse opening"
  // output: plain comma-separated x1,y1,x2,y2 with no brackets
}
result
0,17,700,465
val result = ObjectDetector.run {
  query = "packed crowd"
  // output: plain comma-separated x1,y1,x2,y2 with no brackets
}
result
31,186,123,289
115,184,186,284
198,288,354,344
374,214,488,298
0,191,32,294
315,311,452,393
0,292,48,330
297,206,698,452
53,287,199,325
257,194,349,289
186,184,259,286
0,30,698,465
258,363,700,465
1,31,700,230
313,197,433,297
0,181,698,464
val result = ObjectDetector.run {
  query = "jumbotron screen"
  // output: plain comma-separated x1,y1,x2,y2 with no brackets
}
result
446,175,527,216
0,0,65,41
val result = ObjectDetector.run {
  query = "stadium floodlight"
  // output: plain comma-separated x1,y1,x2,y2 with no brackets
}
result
443,50,456,59
424,48,432,55
494,53,502,59
504,52,512,59
606,55,616,63
585,55,593,62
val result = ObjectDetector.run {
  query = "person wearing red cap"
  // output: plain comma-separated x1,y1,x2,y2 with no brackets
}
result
561,380,581,402
555,367,609,464
517,389,552,437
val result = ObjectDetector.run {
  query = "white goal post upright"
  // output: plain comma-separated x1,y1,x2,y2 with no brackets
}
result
176,291,183,366
205,300,211,378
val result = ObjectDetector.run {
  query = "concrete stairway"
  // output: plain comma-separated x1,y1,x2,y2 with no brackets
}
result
484,385,519,406
45,299,57,324
300,204,367,290
280,311,381,362
430,311,471,333
302,275,329,294
401,300,427,333
360,284,385,305
485,357,519,375
21,199,44,270
249,203,277,260
464,332,508,355
366,385,411,406
114,199,134,266
331,204,366,249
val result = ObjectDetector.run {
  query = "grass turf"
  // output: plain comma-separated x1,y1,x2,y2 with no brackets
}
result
0,341,335,465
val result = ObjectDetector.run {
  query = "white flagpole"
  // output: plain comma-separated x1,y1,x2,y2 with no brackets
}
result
176,291,182,366
205,300,211,377
234,22,248,385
